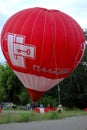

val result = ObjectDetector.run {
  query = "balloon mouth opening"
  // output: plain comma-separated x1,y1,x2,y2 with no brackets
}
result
26,88,45,102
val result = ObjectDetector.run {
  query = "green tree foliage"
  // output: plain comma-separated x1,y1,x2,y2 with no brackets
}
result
0,63,29,104
38,86,59,107
60,45,87,108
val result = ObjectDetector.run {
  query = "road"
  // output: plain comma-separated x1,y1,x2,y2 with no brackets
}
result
0,116,87,130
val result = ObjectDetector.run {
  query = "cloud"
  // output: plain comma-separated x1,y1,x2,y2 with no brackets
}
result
0,13,8,31
0,0,87,28
0,0,38,16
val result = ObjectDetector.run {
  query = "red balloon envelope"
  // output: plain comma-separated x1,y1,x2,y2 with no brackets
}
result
1,7,85,102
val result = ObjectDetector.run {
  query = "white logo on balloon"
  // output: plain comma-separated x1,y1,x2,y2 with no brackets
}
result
7,33,36,68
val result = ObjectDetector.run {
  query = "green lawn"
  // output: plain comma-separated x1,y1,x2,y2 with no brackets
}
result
0,108,87,124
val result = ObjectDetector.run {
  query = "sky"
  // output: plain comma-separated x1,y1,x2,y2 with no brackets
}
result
0,0,87,63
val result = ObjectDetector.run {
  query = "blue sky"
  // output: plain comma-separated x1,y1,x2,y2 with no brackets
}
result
0,0,87,63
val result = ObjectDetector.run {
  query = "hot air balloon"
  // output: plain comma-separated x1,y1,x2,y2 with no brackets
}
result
1,7,85,102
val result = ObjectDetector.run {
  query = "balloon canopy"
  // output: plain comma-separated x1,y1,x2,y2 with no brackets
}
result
1,7,85,102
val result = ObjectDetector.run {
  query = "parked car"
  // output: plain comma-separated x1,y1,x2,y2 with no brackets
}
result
1,102,16,109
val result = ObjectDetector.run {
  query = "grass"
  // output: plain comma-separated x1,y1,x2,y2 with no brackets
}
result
0,108,87,124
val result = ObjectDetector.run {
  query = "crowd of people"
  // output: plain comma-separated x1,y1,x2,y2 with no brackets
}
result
27,102,44,110
26,102,63,113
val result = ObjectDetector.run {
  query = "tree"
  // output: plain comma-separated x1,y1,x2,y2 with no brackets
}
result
0,63,29,104
60,45,87,108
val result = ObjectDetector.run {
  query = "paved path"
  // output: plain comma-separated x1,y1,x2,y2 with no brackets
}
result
0,116,87,130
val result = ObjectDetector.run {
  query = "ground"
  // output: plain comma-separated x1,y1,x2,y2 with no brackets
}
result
0,116,87,130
